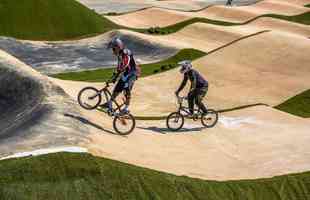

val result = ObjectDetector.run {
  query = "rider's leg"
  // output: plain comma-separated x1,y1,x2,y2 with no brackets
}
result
187,90,195,115
123,89,131,112
122,75,136,113
195,87,208,113
107,80,124,111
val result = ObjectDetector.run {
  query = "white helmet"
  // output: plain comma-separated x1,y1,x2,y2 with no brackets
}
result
178,60,192,74
107,37,124,50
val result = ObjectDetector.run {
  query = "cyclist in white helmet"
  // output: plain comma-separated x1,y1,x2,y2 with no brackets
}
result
103,37,138,114
175,60,209,116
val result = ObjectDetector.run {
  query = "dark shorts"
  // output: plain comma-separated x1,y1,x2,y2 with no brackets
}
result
188,86,208,102
113,75,136,94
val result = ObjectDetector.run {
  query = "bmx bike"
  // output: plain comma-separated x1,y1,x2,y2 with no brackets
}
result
77,82,135,135
166,96,218,131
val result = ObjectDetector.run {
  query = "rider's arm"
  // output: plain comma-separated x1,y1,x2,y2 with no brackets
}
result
175,75,188,95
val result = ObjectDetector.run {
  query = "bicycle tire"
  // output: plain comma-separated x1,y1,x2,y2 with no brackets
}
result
201,109,218,128
166,112,184,131
113,113,136,135
77,87,102,110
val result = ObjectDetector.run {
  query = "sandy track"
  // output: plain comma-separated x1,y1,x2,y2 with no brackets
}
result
85,106,310,181
45,78,310,180
194,31,310,110
117,24,264,53
137,31,310,115
77,0,260,14
107,0,310,28
51,78,310,180
47,2,310,180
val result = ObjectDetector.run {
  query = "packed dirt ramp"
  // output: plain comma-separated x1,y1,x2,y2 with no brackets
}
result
0,50,89,157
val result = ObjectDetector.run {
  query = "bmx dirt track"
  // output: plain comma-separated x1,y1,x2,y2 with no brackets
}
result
51,77,310,181
0,50,89,157
106,0,310,28
77,0,260,14
2,47,310,180
1,0,310,181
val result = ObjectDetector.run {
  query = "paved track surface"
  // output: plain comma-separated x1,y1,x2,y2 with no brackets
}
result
0,50,89,157
0,33,177,74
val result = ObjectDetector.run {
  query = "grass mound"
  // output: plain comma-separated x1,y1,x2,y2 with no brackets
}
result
275,89,310,118
0,0,118,40
51,48,206,82
0,152,310,199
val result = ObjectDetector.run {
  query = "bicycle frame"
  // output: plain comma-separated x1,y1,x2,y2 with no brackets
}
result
97,82,127,116
176,97,202,119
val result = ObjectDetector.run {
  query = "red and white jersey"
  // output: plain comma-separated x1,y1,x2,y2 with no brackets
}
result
117,49,136,76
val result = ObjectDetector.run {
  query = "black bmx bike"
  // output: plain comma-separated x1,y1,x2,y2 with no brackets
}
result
166,96,219,131
77,82,135,135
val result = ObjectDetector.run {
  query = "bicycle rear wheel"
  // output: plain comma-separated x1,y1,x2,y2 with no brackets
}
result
166,112,184,131
113,113,136,135
201,109,218,128
77,87,102,110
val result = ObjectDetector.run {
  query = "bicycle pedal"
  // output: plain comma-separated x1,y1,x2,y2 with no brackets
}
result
107,111,114,117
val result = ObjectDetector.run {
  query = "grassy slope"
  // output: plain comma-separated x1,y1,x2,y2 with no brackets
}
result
275,89,310,118
51,49,206,82
0,152,310,200
135,12,310,35
0,0,118,40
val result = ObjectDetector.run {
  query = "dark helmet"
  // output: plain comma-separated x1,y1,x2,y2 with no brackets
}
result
178,60,192,74
107,37,125,50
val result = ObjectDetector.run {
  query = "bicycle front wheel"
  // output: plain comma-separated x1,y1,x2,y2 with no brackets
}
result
166,112,184,131
113,114,136,135
77,87,101,110
201,109,218,128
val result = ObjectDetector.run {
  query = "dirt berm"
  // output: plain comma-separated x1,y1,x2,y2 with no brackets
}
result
0,50,89,157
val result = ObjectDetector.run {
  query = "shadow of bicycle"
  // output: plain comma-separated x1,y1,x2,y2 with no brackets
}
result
137,126,205,134
64,113,121,136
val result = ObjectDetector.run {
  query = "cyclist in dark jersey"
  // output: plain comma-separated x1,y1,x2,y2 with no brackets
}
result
175,60,208,116
105,37,137,114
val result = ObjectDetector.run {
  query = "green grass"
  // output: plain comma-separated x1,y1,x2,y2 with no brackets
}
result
0,0,118,40
0,152,310,199
51,49,206,82
134,11,310,35
275,89,310,118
